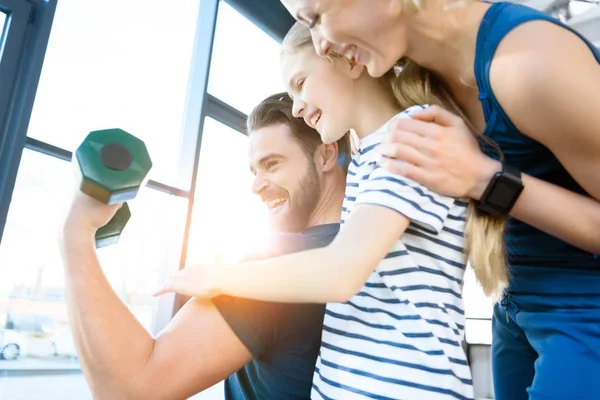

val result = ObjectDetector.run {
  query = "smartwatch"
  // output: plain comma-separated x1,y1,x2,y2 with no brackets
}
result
476,163,524,216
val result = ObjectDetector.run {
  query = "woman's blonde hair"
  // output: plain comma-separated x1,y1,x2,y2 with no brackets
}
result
282,22,508,299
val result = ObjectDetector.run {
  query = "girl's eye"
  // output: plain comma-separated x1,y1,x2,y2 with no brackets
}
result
266,161,278,170
297,78,305,90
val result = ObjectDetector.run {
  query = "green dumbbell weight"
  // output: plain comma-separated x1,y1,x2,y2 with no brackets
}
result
73,128,153,248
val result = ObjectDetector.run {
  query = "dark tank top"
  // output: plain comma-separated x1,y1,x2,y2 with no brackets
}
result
474,2,600,293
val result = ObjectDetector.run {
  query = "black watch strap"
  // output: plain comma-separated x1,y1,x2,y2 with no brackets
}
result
476,162,524,216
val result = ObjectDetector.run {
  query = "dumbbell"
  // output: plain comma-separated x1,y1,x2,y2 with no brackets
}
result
72,128,153,248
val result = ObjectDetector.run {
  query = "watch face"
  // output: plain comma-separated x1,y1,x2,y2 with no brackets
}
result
488,179,517,207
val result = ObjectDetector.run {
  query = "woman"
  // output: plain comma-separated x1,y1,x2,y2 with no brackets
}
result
279,0,600,399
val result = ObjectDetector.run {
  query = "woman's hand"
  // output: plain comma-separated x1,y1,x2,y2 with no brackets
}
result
153,264,221,298
377,105,501,200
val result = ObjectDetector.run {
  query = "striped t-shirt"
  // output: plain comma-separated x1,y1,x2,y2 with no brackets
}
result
311,106,473,400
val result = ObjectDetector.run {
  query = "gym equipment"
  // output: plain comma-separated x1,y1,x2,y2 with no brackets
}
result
73,128,153,248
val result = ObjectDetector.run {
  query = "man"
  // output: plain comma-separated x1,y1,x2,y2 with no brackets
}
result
58,93,349,400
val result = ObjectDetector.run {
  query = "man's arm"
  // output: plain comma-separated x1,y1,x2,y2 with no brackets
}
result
59,195,252,400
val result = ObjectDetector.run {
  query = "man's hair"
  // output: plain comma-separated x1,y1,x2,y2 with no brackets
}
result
247,92,350,170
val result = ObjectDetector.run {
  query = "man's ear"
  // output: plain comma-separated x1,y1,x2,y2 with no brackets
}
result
318,142,340,172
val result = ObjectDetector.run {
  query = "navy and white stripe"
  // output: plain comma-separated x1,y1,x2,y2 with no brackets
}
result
312,106,473,400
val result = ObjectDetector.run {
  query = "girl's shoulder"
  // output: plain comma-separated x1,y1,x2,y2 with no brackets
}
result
395,105,429,120
361,105,430,152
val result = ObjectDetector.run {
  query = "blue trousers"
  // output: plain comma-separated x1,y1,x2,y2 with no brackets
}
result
492,292,600,399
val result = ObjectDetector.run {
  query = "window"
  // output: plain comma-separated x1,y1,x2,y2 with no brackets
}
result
0,149,188,398
208,1,285,115
186,117,268,265
1,0,291,398
24,0,202,185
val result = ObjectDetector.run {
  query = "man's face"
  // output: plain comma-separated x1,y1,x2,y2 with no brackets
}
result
249,123,321,233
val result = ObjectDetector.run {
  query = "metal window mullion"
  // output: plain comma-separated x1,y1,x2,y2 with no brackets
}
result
0,0,57,244
224,0,294,42
153,0,220,334
24,137,190,197
205,94,247,135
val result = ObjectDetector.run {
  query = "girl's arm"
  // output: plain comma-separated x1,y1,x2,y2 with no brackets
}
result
155,158,457,302
218,204,410,302
156,205,410,303
379,22,600,254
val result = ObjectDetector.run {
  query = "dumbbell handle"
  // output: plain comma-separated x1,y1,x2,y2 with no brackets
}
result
74,128,153,248
95,203,131,248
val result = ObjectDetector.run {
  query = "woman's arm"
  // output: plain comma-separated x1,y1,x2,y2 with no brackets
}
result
155,205,409,303
378,22,600,254
490,21,600,253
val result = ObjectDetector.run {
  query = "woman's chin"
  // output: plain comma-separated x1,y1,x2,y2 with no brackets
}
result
319,122,347,144
318,129,335,144
365,57,393,78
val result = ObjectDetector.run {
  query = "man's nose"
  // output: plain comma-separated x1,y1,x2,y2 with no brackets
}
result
252,175,268,195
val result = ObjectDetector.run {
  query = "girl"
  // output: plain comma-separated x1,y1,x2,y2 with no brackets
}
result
281,0,600,399
155,22,505,400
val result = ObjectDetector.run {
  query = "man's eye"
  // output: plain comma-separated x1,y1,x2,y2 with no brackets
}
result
308,15,320,29
297,79,305,90
266,161,278,170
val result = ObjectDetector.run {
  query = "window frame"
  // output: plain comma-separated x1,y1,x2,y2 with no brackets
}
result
0,0,55,243
0,0,292,335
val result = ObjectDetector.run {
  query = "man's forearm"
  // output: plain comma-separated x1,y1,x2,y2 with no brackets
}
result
59,227,155,398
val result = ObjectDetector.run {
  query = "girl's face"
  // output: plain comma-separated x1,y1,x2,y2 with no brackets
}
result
281,0,407,78
281,47,362,144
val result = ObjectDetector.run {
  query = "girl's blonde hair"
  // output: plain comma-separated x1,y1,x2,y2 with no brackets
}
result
282,22,508,299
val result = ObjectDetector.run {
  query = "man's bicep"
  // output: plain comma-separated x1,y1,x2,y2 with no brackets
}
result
140,297,252,400
213,296,282,357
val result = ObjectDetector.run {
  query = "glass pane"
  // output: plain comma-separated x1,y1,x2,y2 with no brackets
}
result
25,0,201,184
0,149,188,398
187,117,269,265
208,1,285,114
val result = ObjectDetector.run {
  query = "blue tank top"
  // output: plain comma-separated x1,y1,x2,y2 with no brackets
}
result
474,2,600,293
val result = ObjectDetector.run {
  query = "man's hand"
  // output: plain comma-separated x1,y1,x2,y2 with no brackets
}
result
62,190,121,238
376,105,501,201
153,264,221,298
